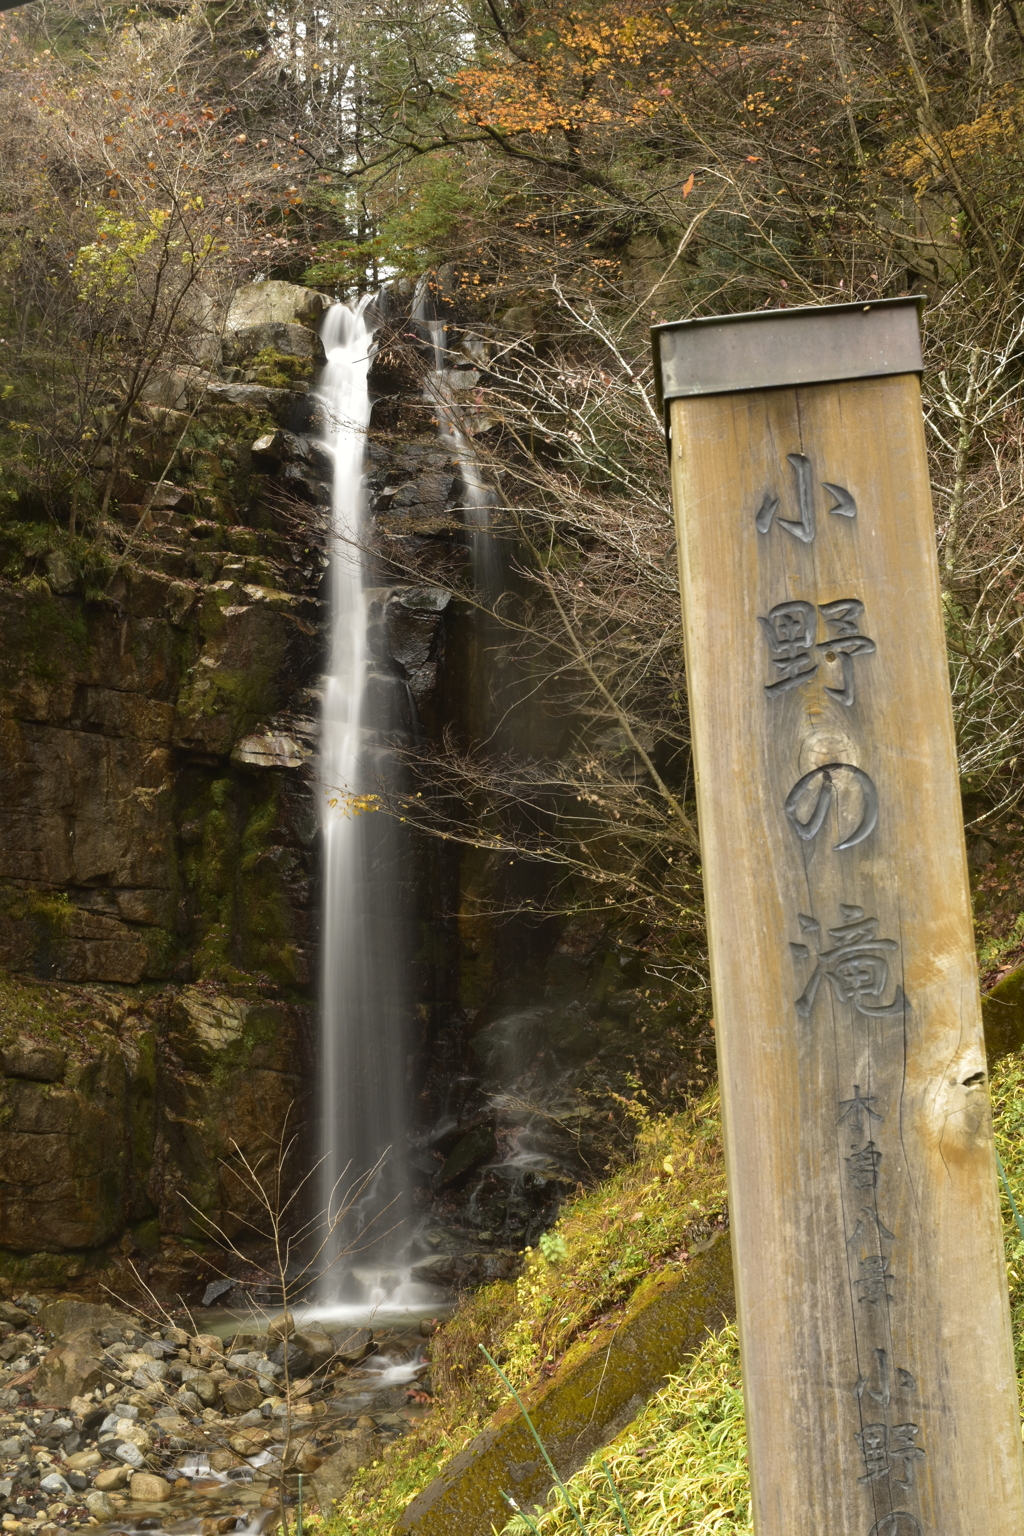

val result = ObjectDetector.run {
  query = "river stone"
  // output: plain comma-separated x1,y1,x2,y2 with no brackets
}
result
292,1329,333,1366
85,1491,115,1518
132,1360,168,1387
64,1450,100,1471
113,1442,146,1469
268,1341,311,1376
93,1466,132,1491
219,1379,261,1414
179,1368,217,1406
435,1123,498,1188
0,1303,29,1327
112,1418,151,1449
39,1472,72,1497
228,1427,272,1455
266,1312,295,1342
129,1473,172,1502
142,1339,179,1359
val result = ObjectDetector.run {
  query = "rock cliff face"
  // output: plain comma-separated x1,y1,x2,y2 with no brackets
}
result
0,279,706,1290
0,282,339,1286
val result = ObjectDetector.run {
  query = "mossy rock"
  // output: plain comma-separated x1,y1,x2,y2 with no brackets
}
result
983,967,1024,1062
396,1233,734,1536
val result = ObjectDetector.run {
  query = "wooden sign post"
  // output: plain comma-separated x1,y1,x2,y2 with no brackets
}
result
653,298,1024,1536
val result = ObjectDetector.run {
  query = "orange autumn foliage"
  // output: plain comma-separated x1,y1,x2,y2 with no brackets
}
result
452,0,708,135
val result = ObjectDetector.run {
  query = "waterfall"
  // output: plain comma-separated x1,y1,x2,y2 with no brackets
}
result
412,278,501,597
316,297,414,1310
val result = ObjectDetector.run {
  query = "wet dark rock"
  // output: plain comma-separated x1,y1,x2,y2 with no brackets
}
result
410,1250,520,1288
201,1279,235,1308
267,1342,311,1377
435,1123,498,1189
331,1329,375,1366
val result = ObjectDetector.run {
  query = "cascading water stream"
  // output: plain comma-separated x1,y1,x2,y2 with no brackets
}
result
412,278,501,597
317,297,416,1313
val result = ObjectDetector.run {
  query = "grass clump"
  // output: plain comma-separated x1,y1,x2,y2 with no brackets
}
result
989,1048,1024,1380
500,1325,749,1536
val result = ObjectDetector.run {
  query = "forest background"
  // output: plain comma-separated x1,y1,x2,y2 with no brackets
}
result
3,0,1024,1063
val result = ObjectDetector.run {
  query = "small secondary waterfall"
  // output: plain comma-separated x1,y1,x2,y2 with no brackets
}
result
412,279,502,600
317,297,414,1309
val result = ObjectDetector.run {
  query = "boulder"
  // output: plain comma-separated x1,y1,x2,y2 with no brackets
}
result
982,966,1024,1061
139,369,199,411
266,1312,295,1342
231,731,311,771
226,282,329,333
267,1340,311,1376
0,1037,66,1082
0,1303,29,1327
208,1448,242,1472
33,1329,109,1405
228,1426,272,1455
292,1329,334,1368
35,1300,132,1337
223,323,326,368
205,381,296,419
179,1367,218,1406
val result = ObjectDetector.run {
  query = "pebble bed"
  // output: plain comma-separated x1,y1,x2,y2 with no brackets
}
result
0,1296,433,1536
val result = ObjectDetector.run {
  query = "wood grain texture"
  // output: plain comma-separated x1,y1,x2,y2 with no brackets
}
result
669,373,1024,1536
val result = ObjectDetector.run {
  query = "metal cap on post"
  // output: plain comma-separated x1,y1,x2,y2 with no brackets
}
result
652,296,923,420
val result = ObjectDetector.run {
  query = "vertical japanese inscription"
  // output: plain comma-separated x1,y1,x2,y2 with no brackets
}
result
757,453,924,1536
